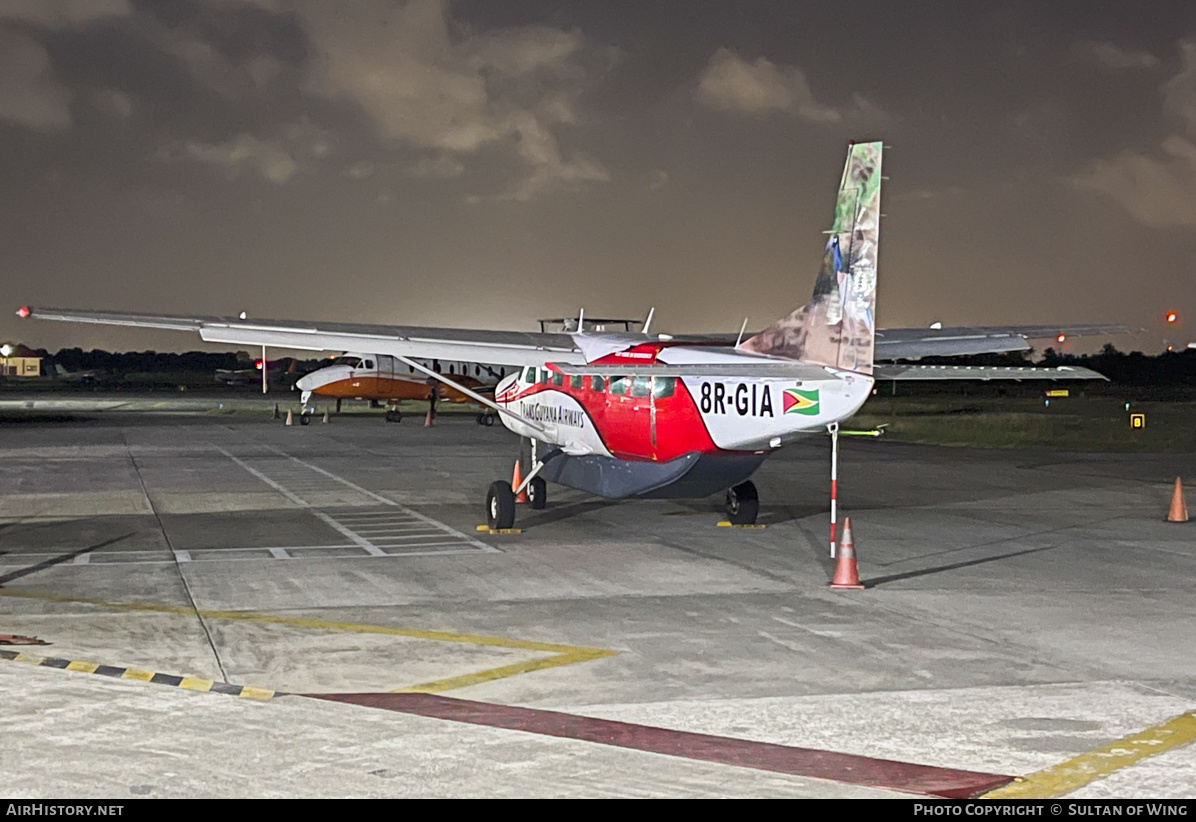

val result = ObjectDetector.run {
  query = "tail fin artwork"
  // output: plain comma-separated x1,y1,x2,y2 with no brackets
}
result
740,141,882,374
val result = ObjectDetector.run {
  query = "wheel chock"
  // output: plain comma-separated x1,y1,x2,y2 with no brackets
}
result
475,525,522,534
716,521,766,529
0,634,49,646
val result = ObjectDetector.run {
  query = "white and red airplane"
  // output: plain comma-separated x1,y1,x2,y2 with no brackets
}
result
293,354,510,425
20,141,1113,529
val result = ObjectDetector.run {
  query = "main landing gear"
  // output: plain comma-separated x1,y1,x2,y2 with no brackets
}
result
384,408,402,423
485,440,546,530
476,412,495,426
485,474,548,529
724,480,759,525
486,481,516,530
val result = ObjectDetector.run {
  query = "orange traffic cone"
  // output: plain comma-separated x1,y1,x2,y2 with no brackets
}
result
285,409,293,426
322,410,330,424
512,460,528,503
273,404,280,420
1167,477,1189,523
829,517,865,589
424,408,435,427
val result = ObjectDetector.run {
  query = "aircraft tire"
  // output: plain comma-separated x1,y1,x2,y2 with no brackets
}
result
725,480,759,525
385,410,402,423
299,413,311,426
486,481,516,530
527,477,547,510
477,412,495,426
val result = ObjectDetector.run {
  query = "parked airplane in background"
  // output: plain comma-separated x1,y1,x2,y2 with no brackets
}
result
214,356,297,387
51,363,109,385
21,141,1114,530
294,353,508,424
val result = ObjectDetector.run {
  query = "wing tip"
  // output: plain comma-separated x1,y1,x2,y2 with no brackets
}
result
16,306,30,319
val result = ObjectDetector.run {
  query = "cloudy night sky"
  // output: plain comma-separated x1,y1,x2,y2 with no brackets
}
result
3,0,1196,355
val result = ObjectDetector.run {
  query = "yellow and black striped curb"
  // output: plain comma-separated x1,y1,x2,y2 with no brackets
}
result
0,649,274,700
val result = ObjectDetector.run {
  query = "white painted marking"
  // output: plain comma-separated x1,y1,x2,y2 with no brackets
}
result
73,553,90,565
311,511,388,556
175,550,192,563
268,547,291,559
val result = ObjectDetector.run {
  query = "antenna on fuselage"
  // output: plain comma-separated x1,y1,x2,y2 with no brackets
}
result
577,307,585,333
735,317,749,348
642,307,655,336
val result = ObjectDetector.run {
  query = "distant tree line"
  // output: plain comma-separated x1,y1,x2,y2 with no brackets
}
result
41,348,325,374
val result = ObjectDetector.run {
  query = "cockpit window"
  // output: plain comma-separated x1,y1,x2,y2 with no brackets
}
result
524,367,536,383
652,377,676,399
332,356,362,368
363,360,374,370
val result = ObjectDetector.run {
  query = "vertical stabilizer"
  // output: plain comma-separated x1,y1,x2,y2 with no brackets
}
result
741,141,882,374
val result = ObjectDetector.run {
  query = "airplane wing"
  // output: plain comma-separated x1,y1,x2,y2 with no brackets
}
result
872,324,1128,360
20,307,1125,372
667,324,1127,359
548,361,839,381
21,307,584,368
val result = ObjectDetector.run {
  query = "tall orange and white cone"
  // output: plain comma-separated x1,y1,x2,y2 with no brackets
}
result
829,517,865,590
512,460,528,503
1168,477,1189,523
284,409,293,426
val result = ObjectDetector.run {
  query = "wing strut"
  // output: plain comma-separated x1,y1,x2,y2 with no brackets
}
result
393,355,552,437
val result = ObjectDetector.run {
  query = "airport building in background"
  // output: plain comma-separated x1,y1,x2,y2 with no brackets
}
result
0,343,43,377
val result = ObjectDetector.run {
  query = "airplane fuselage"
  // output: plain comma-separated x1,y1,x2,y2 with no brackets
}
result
296,353,506,406
492,342,873,498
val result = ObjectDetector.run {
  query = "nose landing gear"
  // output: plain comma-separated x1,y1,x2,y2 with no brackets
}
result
724,480,759,525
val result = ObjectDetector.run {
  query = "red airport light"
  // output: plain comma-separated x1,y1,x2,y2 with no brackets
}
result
1166,311,1178,323
1056,334,1066,343
255,360,264,370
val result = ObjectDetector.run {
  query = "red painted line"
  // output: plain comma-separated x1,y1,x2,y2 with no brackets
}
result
303,692,1013,798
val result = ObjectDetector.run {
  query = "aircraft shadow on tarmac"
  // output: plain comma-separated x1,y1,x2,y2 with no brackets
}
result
857,544,1057,588
515,498,623,528
0,533,134,587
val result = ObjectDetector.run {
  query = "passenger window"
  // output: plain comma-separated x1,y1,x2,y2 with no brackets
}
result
524,367,536,383
590,375,606,392
364,360,374,369
631,376,651,397
551,371,564,387
609,376,628,395
570,375,584,390
652,377,676,399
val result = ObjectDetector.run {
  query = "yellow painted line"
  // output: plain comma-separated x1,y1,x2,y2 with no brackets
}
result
1,587,618,692
394,648,617,694
239,685,274,701
120,668,155,682
984,712,1196,799
178,676,214,692
65,660,99,673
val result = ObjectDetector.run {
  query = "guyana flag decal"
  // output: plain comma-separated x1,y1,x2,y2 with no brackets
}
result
782,387,820,416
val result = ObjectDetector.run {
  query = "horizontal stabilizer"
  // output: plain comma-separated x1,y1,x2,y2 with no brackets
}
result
874,364,1107,381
